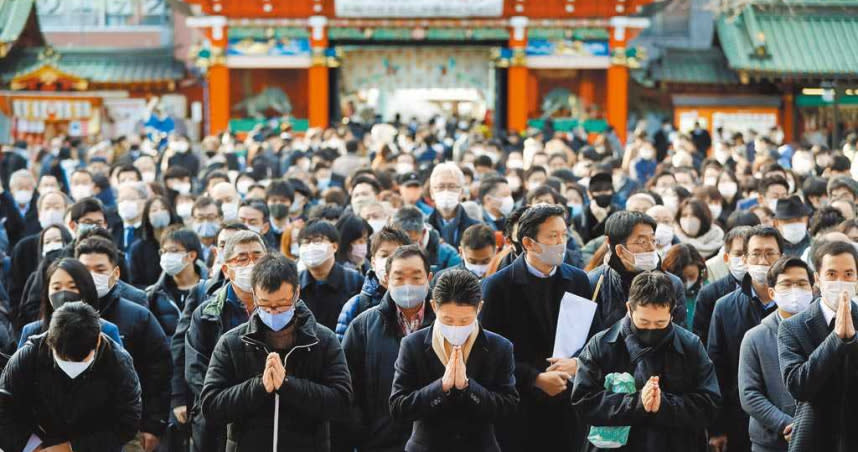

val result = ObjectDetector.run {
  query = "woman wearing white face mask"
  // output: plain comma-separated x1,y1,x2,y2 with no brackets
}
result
390,269,518,451
334,214,372,274
675,199,725,259
0,301,142,452
128,196,178,289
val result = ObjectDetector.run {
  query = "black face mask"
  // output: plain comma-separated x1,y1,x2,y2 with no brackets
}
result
269,203,289,220
629,319,673,347
593,194,613,209
49,290,83,309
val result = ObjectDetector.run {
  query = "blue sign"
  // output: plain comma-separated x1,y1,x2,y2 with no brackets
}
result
227,37,311,57
526,39,610,57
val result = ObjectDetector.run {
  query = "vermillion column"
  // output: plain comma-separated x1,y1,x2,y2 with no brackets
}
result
207,19,230,134
507,16,529,133
606,25,629,143
308,16,330,129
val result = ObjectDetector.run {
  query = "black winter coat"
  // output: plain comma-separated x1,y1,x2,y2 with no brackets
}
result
300,261,364,332
340,293,434,452
0,333,142,452
427,205,480,248
201,302,352,452
571,317,721,452
389,325,519,452
480,255,592,451
0,190,39,249
130,238,162,289
99,285,171,436
707,275,776,445
146,266,208,338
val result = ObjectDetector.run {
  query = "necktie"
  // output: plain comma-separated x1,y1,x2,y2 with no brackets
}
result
125,227,134,250
829,317,836,332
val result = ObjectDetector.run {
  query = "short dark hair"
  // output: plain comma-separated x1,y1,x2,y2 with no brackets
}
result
813,240,858,272
832,154,852,172
46,301,101,361
726,211,761,230
75,236,119,266
192,196,222,218
802,176,829,199
723,225,753,254
809,206,846,237
432,269,482,308
162,226,204,265
828,176,858,198
370,226,411,256
391,206,425,233
251,254,299,294
478,175,509,202
240,199,270,223
589,172,613,193
767,256,814,287
517,204,567,243
746,226,785,255
385,244,430,277
265,179,295,203
115,164,142,181
605,211,657,247
164,166,191,181
759,175,789,196
69,198,105,223
628,271,676,311
352,175,381,194
308,204,344,222
461,224,495,251
298,219,340,244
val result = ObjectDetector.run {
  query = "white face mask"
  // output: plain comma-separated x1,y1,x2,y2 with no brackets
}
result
118,200,140,222
39,208,65,229
434,190,461,212
389,284,428,309
820,280,857,310
368,219,387,233
708,204,723,219
662,195,679,214
374,257,388,281
176,203,193,219
767,198,779,213
774,288,813,314
221,202,239,221
729,256,747,281
680,217,702,236
150,211,171,229
779,223,807,245
718,182,738,199
748,264,770,285
530,240,566,267
300,242,332,268
437,319,476,346
91,271,113,298
236,180,253,195
53,349,95,379
172,182,192,195
160,252,189,276
13,190,33,205
350,243,367,263
654,223,674,247
465,262,489,278
71,185,93,200
624,246,659,271
230,264,255,292
498,196,515,216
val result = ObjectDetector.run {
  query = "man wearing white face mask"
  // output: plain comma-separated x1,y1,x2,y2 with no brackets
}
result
778,241,858,450
427,162,479,248
390,268,518,451
708,226,783,452
481,204,592,451
296,220,364,331
478,175,514,232
75,236,170,452
0,302,142,452
773,196,811,257
114,182,146,256
185,231,266,452
210,181,241,222
339,245,437,451
591,211,687,334
739,256,811,452
1,169,40,247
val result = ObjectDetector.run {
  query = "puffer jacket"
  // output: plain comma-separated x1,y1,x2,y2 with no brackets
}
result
335,270,385,342
0,332,141,452
201,301,352,452
146,263,209,337
424,229,462,274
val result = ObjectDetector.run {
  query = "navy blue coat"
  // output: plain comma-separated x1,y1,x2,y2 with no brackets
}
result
693,274,741,346
389,325,519,452
480,255,592,451
427,205,480,248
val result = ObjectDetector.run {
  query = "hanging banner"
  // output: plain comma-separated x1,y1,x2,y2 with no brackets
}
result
335,0,503,18
11,99,93,120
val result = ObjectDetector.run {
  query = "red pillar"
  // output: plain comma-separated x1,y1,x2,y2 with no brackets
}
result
207,25,230,134
507,17,529,133
606,27,629,143
308,16,330,129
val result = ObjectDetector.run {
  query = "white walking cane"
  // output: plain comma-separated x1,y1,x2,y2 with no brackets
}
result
272,340,318,452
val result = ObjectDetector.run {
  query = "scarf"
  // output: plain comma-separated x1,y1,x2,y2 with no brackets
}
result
431,322,479,366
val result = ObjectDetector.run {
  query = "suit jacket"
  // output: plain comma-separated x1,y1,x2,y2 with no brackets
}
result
778,299,858,452
693,275,741,346
480,255,592,451
388,325,519,452
427,205,479,248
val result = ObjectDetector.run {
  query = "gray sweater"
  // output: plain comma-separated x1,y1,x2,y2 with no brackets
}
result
739,311,796,452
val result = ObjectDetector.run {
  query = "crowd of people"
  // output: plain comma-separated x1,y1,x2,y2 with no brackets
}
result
0,116,856,452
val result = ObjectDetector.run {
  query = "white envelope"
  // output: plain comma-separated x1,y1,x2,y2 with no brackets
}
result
552,291,597,358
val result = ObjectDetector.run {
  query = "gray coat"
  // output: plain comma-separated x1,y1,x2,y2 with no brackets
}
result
739,312,795,452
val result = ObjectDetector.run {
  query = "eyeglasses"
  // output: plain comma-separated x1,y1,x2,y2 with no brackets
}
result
775,280,812,290
626,238,658,249
747,251,781,261
226,252,265,266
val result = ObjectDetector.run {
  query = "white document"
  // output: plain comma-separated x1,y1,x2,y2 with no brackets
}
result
22,434,41,452
553,291,598,358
